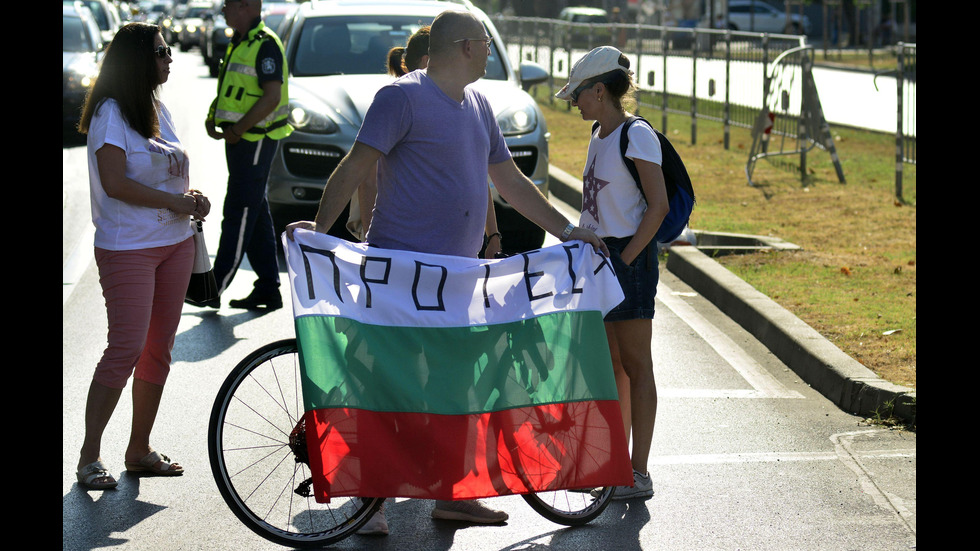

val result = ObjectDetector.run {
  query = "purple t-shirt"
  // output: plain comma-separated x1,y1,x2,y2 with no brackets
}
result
355,70,511,257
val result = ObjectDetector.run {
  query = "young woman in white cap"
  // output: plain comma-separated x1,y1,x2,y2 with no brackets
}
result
556,46,668,500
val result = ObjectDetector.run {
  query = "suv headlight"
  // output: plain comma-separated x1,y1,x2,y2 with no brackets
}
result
497,103,538,136
287,96,339,134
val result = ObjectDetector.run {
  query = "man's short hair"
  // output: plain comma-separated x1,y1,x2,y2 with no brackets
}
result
429,10,482,55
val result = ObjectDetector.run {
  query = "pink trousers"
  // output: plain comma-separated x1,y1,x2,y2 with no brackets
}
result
93,237,194,389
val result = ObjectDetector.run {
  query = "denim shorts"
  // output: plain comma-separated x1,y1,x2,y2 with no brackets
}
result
603,236,658,322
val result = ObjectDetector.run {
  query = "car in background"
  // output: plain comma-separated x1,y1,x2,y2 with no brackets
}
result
64,3,103,130
167,2,187,43
556,6,612,47
66,0,122,45
700,0,811,35
159,5,178,44
176,1,212,51
262,1,298,36
202,10,232,76
141,1,174,26
268,0,551,252
118,1,139,23
200,0,231,76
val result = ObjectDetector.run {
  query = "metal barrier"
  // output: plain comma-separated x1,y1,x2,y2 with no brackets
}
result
494,17,843,187
746,45,845,187
895,42,916,203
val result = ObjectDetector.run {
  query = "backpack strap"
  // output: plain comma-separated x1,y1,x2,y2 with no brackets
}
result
590,116,694,204
590,116,696,244
619,116,646,200
591,116,651,201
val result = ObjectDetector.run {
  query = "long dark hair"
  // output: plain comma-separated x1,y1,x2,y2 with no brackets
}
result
78,23,164,139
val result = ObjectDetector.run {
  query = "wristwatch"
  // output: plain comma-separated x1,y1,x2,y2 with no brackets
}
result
560,223,575,241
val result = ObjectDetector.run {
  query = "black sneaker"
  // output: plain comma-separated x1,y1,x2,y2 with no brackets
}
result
228,291,282,310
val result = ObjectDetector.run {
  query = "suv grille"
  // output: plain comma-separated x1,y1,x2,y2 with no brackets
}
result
509,146,538,177
283,143,345,179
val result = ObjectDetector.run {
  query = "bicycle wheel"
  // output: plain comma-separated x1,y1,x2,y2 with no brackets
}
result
488,404,617,526
208,338,383,548
522,486,615,526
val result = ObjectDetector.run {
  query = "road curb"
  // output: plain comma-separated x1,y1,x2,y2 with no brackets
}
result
547,165,916,425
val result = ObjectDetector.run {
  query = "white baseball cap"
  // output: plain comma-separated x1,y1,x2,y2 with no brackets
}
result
555,46,633,101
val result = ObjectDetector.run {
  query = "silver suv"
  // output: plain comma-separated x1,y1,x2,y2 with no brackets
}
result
268,0,551,252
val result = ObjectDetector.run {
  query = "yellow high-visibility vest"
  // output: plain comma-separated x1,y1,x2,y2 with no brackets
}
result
209,21,292,141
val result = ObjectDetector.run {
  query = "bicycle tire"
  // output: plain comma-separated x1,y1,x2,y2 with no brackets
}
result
485,401,616,526
522,486,615,526
208,338,383,548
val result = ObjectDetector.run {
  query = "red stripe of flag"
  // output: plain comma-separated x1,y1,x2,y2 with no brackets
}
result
303,400,632,502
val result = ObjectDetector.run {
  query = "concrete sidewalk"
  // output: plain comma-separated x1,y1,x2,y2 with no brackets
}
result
546,164,916,424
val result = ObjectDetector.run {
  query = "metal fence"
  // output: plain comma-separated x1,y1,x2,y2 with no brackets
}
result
493,16,846,187
895,42,916,203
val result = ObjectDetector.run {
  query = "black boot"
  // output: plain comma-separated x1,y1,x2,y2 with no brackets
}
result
228,290,282,310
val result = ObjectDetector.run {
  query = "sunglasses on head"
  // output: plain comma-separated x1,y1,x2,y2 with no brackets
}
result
155,45,172,59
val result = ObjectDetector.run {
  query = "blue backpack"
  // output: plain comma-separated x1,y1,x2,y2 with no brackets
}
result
592,116,695,243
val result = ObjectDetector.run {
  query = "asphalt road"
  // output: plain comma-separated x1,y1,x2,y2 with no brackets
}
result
63,48,915,551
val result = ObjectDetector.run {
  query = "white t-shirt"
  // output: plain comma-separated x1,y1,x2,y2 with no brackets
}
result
579,119,663,239
87,98,192,251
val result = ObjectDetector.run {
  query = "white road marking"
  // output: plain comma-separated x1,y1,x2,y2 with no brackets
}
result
657,280,805,400
652,448,915,466
832,430,917,535
63,225,95,306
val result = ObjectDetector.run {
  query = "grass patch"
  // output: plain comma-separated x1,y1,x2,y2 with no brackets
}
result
862,396,916,432
812,49,907,72
535,92,916,389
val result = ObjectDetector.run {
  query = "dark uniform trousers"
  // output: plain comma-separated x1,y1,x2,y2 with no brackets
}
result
213,135,280,297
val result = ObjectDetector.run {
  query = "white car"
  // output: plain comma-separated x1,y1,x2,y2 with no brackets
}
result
71,0,122,45
268,0,551,252
63,3,103,129
702,1,811,35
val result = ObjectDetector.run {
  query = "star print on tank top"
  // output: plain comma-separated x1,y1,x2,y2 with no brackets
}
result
582,156,610,226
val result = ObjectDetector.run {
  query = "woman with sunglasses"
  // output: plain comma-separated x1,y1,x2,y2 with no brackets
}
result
75,22,210,490
556,46,668,500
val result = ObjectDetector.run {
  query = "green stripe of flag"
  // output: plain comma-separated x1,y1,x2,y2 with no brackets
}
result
296,310,617,415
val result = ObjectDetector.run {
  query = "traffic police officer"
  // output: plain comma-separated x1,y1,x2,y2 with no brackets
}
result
203,0,291,309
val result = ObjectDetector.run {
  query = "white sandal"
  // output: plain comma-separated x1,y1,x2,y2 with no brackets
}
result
77,460,118,490
124,451,184,476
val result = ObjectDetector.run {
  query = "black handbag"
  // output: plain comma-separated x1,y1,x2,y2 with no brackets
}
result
185,220,218,305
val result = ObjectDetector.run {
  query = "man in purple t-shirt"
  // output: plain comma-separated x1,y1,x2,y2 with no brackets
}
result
287,9,609,531
354,69,507,257
289,10,606,260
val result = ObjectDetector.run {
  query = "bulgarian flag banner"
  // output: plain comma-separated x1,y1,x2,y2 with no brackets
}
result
285,229,632,502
